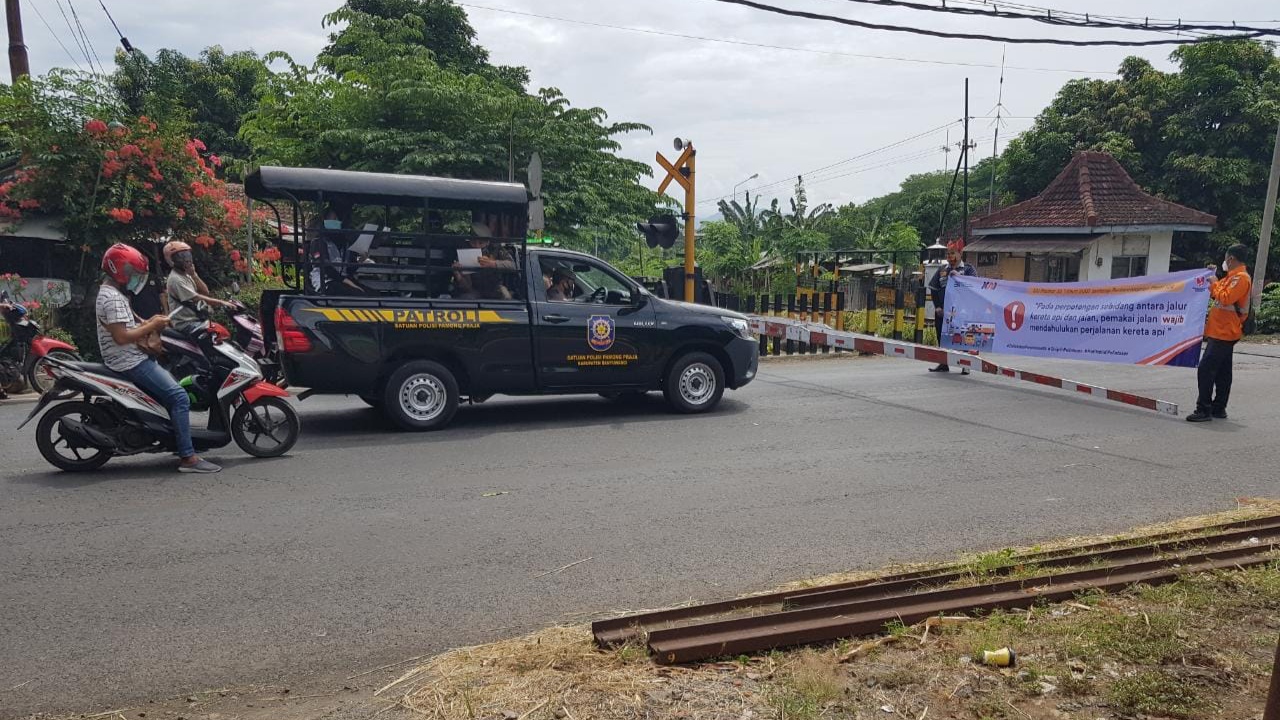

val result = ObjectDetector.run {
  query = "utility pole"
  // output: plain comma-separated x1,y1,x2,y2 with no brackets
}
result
988,47,1007,214
1254,119,1280,306
940,128,952,173
6,0,30,82
962,78,970,243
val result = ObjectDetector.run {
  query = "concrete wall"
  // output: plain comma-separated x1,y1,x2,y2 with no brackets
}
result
1080,232,1172,281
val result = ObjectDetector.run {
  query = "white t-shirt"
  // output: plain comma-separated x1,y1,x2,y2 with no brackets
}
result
96,283,148,372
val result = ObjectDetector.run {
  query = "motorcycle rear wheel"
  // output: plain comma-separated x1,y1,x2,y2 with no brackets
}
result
231,396,300,458
36,401,113,472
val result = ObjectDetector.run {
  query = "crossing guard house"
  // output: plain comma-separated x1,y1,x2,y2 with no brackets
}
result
967,151,1216,283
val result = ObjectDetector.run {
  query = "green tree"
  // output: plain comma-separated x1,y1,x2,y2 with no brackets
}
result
242,4,658,251
716,190,768,244
111,46,269,177
1002,40,1280,270
766,175,833,231
321,0,528,90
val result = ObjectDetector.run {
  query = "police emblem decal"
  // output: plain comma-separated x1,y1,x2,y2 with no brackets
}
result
588,314,615,352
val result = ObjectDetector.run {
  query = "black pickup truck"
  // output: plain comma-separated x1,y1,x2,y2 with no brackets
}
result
246,166,758,430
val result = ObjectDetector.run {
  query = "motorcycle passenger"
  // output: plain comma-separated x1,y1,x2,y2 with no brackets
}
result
98,243,221,474
164,240,235,336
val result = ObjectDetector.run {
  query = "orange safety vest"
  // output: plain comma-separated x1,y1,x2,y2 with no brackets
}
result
1205,266,1251,342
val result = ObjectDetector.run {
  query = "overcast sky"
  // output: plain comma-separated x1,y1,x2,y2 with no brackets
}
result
5,0,1277,213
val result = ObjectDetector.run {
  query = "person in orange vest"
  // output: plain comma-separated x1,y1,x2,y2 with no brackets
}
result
1187,244,1252,423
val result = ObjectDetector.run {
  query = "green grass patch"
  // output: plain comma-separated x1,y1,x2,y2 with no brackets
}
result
1107,671,1211,718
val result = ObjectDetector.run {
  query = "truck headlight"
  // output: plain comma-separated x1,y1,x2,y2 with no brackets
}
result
721,316,753,340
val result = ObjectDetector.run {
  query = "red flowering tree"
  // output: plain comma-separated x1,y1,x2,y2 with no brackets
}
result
0,72,248,285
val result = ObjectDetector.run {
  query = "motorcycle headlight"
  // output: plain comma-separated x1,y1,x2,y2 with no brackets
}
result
720,316,753,340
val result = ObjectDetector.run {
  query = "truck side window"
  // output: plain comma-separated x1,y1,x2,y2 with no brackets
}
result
550,260,632,305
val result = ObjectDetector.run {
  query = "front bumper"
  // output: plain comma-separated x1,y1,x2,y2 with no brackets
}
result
726,337,759,389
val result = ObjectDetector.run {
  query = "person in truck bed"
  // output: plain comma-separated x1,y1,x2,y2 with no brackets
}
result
308,206,366,296
451,217,517,299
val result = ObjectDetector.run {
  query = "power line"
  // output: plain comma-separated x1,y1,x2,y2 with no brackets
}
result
947,0,1279,27
65,0,105,74
706,0,1269,46
817,0,1280,36
96,0,133,52
701,121,960,206
52,0,94,71
29,0,86,71
458,2,1113,74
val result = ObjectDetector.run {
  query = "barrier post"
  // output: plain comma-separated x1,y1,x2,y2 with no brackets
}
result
786,294,797,355
835,293,845,352
864,289,877,338
914,287,926,344
773,294,783,356
893,288,905,340
797,294,809,354
821,294,831,354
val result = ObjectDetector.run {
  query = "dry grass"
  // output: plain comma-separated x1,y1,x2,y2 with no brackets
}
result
394,499,1280,720
393,626,776,720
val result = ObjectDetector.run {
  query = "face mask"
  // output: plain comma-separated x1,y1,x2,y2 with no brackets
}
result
323,219,341,230
1222,260,1230,272
126,273,146,295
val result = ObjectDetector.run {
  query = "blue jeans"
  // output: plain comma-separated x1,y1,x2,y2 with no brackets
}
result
125,359,195,459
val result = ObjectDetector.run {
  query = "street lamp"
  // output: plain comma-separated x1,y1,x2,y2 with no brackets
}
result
733,173,759,203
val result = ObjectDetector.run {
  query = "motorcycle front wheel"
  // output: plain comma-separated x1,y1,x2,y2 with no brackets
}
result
29,350,80,397
36,401,113,472
231,396,300,458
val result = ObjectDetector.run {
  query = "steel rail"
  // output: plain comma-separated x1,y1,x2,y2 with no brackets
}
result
647,543,1278,664
784,520,1280,610
591,514,1280,647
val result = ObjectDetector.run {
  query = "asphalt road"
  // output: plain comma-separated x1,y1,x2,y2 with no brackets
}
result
2,349,1279,717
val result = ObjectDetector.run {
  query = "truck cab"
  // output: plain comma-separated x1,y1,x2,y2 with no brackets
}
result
246,166,758,430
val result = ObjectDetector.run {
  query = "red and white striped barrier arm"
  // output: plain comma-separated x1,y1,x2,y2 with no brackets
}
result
749,316,1179,416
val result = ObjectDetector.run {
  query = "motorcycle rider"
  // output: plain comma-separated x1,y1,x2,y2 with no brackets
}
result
163,240,235,336
98,243,220,474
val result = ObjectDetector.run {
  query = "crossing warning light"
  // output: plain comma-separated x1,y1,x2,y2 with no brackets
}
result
637,215,680,249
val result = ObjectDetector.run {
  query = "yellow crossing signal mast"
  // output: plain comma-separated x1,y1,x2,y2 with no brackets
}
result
652,138,697,302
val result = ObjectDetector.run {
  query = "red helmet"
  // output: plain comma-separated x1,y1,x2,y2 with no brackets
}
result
101,243,148,285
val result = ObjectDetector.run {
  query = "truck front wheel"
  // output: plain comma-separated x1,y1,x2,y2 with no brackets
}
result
383,360,459,431
663,352,725,414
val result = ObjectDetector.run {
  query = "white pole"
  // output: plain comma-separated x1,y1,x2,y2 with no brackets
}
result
1254,119,1280,306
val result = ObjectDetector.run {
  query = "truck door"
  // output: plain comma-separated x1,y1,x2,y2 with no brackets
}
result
533,256,657,389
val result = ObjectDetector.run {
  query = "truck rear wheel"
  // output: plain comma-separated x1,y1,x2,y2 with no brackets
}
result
383,360,459,431
663,352,725,414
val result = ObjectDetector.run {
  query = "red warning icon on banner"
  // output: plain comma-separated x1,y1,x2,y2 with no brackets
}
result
1003,301,1027,331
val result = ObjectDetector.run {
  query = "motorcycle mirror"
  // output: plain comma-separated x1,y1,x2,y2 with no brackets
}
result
231,281,241,294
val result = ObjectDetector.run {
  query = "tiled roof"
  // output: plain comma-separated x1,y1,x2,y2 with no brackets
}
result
971,151,1216,231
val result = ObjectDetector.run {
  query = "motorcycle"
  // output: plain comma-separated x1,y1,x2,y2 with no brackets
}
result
160,292,282,412
1,291,81,396
19,317,300,472
224,297,283,386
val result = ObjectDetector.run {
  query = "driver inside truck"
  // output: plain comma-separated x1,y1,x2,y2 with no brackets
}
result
546,269,577,302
